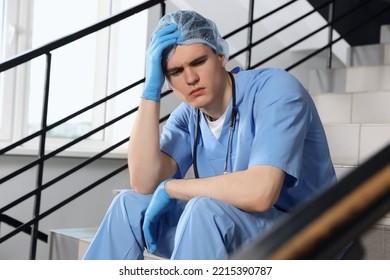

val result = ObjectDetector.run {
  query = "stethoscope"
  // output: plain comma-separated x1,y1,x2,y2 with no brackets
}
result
192,72,237,178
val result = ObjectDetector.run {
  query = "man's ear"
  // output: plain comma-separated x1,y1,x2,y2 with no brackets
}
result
164,78,172,90
218,54,227,68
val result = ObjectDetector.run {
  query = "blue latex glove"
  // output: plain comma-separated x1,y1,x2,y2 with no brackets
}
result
142,24,179,102
143,179,176,253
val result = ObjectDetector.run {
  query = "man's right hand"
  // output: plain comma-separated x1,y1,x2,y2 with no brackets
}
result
142,24,179,102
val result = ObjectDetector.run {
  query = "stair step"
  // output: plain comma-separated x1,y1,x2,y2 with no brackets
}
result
309,65,390,93
347,43,390,66
49,228,97,260
346,65,390,92
334,166,355,180
324,124,390,166
359,124,390,164
309,68,346,94
323,124,390,166
312,90,390,124
312,92,352,124
351,91,390,124
381,24,390,44
324,124,360,166
49,227,165,260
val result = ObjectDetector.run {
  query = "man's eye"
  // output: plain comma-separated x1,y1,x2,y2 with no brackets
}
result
169,70,182,77
193,58,206,66
166,68,182,77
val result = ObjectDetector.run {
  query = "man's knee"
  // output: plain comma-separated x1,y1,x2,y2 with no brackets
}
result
181,197,229,225
110,189,152,215
186,196,221,211
172,197,233,259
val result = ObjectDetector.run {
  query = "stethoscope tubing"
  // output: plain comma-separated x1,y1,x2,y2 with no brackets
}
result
192,72,237,178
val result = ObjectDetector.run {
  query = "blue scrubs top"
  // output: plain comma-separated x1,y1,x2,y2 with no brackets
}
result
160,68,336,212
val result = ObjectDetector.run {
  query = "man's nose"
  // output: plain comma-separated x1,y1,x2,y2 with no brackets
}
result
184,68,199,85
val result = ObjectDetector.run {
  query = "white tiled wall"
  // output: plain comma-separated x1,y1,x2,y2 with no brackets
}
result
322,124,390,166
308,68,347,94
313,90,390,125
346,65,390,92
359,125,390,164
323,124,360,166
312,93,352,123
351,91,390,124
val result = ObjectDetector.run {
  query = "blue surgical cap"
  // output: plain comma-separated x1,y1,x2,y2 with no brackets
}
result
152,10,230,64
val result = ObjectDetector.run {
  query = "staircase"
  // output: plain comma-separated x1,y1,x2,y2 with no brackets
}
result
309,24,390,259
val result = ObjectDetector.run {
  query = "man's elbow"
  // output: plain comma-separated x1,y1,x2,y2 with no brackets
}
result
129,176,154,195
246,195,277,213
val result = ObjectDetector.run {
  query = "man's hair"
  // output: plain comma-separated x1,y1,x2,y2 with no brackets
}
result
152,10,229,65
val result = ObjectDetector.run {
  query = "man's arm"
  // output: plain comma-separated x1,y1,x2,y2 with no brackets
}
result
127,99,177,194
165,165,285,212
127,24,179,194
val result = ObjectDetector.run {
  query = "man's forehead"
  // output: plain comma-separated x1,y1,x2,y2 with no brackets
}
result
166,43,213,66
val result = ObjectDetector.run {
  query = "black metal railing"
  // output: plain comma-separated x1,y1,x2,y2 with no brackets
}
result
1,0,389,259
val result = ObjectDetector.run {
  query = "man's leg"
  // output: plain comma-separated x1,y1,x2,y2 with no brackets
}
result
171,197,285,260
83,190,152,260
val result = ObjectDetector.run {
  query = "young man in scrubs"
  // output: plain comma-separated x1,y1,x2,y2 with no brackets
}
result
83,10,337,260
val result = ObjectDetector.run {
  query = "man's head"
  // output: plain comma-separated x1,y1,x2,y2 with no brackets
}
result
152,10,229,65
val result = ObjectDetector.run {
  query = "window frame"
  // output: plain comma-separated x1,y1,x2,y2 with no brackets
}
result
0,0,148,158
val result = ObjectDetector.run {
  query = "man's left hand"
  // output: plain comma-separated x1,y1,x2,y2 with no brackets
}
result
143,179,176,253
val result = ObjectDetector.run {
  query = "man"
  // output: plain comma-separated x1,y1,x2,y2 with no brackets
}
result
83,10,336,260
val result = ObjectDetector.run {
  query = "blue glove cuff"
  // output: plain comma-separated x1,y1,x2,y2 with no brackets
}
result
141,88,161,102
158,179,172,198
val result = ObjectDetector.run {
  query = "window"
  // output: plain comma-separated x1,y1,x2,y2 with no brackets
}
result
0,0,148,156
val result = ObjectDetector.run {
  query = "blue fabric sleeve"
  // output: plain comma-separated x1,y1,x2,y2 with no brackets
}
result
248,69,311,187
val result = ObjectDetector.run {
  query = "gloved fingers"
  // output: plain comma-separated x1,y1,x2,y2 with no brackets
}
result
143,218,158,253
150,23,178,46
143,25,179,101
147,29,179,60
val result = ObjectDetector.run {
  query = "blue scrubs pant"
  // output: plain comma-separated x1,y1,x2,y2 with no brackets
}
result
83,189,285,260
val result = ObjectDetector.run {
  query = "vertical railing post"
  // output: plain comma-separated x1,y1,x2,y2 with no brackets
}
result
246,0,255,69
326,0,335,68
160,0,166,17
29,52,52,260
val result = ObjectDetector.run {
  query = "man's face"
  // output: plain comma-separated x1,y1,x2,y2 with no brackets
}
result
164,43,227,110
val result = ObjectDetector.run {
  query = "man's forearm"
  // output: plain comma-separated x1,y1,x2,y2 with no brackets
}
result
128,99,164,193
165,165,285,212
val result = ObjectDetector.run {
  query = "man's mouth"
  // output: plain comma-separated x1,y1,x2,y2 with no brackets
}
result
189,87,205,96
